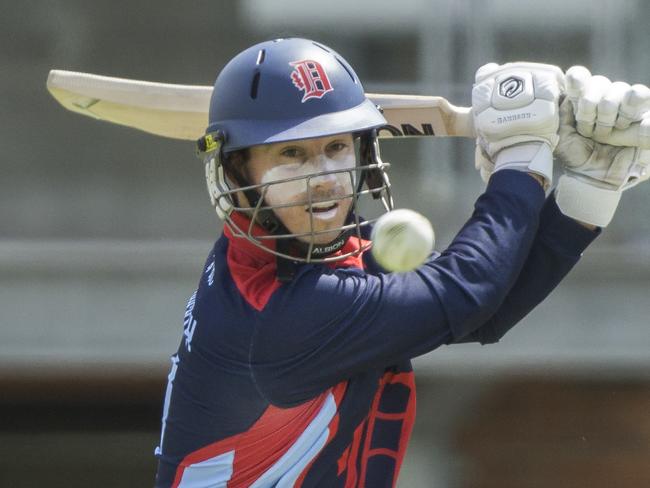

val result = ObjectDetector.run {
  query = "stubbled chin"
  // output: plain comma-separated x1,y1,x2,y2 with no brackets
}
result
299,213,348,244
310,230,344,245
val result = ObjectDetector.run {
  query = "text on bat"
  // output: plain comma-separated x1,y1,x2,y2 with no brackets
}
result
377,123,435,137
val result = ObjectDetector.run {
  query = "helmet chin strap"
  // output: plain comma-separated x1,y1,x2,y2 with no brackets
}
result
275,226,354,281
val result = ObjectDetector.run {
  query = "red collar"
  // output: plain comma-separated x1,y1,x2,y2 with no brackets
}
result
223,212,368,270
223,211,278,264
223,212,368,311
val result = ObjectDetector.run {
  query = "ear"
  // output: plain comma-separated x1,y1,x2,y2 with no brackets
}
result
222,149,253,208
222,149,251,186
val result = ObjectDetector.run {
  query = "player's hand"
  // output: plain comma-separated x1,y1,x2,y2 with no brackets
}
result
555,66,650,227
472,62,564,189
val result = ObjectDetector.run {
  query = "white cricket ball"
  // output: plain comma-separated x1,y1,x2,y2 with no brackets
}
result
371,209,435,272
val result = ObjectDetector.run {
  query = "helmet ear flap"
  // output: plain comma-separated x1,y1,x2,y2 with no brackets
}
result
204,156,218,206
204,158,240,219
199,131,289,235
198,131,235,219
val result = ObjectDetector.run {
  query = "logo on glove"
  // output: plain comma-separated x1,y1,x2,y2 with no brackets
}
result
499,77,524,99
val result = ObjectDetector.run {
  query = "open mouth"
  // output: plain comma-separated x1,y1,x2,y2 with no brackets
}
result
306,200,339,220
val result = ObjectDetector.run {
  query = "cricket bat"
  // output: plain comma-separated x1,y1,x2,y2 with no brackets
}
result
46,69,648,148
46,70,475,141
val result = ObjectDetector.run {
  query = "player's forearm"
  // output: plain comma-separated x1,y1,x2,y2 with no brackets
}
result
425,169,545,341
454,194,600,344
253,171,546,403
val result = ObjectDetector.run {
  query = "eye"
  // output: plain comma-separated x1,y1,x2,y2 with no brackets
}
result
280,147,302,158
327,141,349,153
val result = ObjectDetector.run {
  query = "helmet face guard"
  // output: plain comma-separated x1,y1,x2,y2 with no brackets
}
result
201,38,393,263
201,131,393,263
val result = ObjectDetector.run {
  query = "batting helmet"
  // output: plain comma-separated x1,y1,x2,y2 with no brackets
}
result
199,38,393,265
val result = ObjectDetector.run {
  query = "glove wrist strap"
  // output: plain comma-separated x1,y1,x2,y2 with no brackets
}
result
555,174,621,227
494,142,553,190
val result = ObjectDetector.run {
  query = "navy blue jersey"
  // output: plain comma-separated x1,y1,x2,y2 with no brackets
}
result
154,171,598,487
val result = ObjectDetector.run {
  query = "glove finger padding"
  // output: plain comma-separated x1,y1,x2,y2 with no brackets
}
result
474,63,501,82
575,75,612,138
472,62,564,188
565,66,591,102
558,97,650,185
564,67,637,139
556,97,650,227
567,66,650,147
557,98,597,171
616,84,650,130
594,81,629,139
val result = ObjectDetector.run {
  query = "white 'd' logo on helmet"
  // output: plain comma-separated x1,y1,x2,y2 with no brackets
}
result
290,59,334,102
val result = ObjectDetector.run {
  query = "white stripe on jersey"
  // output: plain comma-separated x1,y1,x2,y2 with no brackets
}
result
177,450,235,488
250,392,336,488
155,354,180,456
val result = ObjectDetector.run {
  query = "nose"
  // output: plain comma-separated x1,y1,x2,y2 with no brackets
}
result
307,156,342,189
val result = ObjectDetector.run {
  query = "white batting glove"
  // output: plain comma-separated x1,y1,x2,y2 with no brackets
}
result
472,62,565,189
474,144,494,184
555,66,650,227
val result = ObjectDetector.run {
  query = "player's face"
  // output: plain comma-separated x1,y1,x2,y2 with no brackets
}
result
246,134,356,244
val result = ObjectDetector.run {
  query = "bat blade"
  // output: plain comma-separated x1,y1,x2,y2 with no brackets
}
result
47,69,476,140
47,70,211,140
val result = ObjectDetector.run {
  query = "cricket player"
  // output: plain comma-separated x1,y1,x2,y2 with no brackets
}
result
153,38,650,487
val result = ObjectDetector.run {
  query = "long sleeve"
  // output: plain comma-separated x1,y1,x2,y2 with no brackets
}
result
251,170,546,406
154,170,546,487
454,193,601,344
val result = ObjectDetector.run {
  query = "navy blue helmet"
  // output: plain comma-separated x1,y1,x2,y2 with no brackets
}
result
207,38,387,152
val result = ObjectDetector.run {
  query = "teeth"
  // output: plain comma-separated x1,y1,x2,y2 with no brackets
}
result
308,200,337,210
309,205,339,220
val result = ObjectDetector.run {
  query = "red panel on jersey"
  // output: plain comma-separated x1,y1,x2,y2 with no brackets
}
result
224,212,370,311
172,382,347,487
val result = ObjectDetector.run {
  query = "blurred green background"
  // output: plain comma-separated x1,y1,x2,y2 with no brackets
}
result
1,1,650,486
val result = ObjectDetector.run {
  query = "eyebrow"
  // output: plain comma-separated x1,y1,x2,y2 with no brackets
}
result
268,136,352,154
